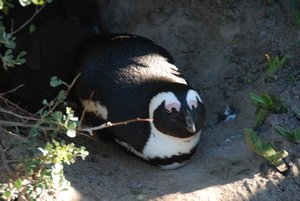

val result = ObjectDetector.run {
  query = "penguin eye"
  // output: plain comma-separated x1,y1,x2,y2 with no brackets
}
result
165,108,172,114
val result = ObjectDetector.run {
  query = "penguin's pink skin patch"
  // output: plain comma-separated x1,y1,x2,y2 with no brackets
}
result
188,100,198,110
165,102,181,113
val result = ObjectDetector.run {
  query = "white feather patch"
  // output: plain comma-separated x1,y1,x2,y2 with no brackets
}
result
115,139,145,158
186,89,203,110
148,92,181,117
81,99,108,120
115,129,200,169
142,125,201,159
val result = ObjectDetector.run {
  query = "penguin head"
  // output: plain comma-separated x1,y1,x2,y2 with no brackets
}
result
149,83,205,138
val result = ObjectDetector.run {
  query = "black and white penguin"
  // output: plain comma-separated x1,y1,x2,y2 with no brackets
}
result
76,33,205,169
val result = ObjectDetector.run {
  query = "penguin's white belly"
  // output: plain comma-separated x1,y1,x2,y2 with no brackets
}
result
116,129,201,169
143,129,201,159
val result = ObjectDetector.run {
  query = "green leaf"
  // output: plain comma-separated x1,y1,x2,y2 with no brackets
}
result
50,76,64,87
51,111,63,121
66,129,76,138
249,93,271,106
275,128,300,143
29,24,36,33
42,99,49,106
19,0,32,7
0,1,4,10
254,108,269,129
15,179,22,189
67,121,77,130
57,90,66,102
32,0,45,5
249,93,287,113
3,191,11,199
266,56,288,76
244,128,288,167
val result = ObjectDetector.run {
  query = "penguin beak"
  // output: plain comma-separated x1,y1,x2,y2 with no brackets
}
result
183,109,196,134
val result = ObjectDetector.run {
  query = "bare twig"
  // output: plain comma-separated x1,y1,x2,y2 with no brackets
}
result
11,4,47,35
65,73,81,95
0,96,37,117
0,120,50,130
0,117,152,138
77,118,153,136
75,131,97,140
0,107,38,121
0,84,24,96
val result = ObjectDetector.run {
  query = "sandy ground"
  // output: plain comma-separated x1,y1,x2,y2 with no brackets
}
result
62,1,300,200
1,0,300,200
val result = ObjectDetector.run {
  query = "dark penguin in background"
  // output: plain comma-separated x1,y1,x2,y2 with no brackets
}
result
0,0,100,111
76,34,205,169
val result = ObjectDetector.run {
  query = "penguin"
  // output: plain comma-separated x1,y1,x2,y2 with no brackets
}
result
76,33,205,169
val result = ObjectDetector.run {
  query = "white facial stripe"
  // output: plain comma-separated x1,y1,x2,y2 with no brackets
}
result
81,99,108,120
149,92,181,118
186,90,203,110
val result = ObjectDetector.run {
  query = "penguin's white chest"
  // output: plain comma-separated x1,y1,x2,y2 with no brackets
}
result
116,126,201,169
142,128,201,159
142,125,201,169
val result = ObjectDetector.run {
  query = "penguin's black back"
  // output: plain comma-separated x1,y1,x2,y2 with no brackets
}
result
76,34,187,151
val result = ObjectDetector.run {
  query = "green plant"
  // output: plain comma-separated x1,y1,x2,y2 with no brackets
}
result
249,92,287,129
0,75,89,200
0,0,13,14
264,54,289,80
275,128,300,143
244,91,292,172
0,140,88,201
0,0,52,70
244,128,288,172
0,74,152,200
0,17,27,70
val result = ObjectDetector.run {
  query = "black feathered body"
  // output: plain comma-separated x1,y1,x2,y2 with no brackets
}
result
77,34,188,150
77,34,205,168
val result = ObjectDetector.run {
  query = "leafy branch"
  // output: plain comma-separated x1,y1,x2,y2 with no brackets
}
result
0,0,51,70
0,75,152,200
